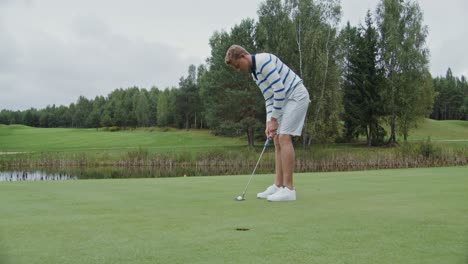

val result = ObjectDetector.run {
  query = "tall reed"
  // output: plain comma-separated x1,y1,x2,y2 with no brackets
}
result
1,141,466,176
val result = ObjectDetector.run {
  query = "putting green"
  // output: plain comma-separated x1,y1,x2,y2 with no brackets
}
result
0,166,467,264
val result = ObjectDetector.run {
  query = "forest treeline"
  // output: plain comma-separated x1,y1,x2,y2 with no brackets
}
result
1,0,467,146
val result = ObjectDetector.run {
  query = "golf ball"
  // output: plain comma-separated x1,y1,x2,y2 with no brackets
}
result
236,196,243,200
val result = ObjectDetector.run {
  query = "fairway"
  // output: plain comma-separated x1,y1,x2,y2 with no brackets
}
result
1,166,467,264
0,125,245,154
398,119,468,141
1,119,467,155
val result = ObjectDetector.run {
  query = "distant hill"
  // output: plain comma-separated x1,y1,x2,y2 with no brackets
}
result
398,119,468,141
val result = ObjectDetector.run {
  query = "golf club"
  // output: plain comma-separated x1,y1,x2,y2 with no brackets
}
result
235,137,272,201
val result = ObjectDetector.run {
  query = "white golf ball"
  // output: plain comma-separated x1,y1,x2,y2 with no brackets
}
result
236,196,243,200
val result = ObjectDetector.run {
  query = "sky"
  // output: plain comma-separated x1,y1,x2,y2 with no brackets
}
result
0,0,467,111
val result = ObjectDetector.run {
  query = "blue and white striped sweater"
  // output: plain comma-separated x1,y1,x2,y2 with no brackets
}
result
251,53,303,121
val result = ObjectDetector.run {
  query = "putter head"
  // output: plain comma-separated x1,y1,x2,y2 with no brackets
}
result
235,195,245,201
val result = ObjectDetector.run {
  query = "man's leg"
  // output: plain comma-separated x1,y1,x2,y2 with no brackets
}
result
274,135,283,187
266,134,297,202
278,134,294,190
256,135,283,199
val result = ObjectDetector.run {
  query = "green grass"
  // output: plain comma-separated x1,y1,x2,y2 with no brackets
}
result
396,119,468,147
1,119,467,156
1,166,467,264
0,125,245,155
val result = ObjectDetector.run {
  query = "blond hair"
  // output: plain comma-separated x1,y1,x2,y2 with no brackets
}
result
225,45,250,64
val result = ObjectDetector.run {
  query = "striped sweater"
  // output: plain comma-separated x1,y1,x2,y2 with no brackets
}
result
251,53,303,121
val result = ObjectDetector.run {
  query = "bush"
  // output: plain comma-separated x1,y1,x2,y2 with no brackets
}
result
126,147,149,160
419,137,441,159
371,125,387,146
398,142,419,158
213,121,243,137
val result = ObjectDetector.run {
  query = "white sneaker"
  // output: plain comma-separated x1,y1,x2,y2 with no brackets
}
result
267,187,296,202
257,184,281,199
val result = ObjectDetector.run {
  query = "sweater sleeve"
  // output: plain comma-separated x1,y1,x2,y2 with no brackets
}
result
265,100,273,121
262,59,286,120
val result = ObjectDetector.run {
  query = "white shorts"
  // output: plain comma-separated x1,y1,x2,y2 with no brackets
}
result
277,83,310,136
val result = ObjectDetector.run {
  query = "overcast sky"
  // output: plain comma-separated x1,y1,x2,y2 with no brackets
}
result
1,0,467,111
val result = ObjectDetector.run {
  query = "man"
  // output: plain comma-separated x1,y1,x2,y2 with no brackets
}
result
225,45,310,201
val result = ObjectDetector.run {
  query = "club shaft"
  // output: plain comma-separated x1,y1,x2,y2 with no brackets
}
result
241,139,270,196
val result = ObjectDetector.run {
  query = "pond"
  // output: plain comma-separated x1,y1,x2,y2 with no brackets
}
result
0,163,276,181
0,171,78,181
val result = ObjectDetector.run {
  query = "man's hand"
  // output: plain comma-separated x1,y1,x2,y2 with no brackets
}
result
266,118,279,138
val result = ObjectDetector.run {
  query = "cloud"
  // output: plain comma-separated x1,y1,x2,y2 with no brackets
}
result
0,0,466,111
0,25,18,72
0,0,32,7
422,0,468,78
0,14,197,110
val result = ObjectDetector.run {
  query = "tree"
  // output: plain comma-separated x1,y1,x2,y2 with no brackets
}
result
196,65,208,128
100,113,113,127
135,91,150,127
22,108,40,127
148,86,160,126
201,19,264,146
108,89,127,127
303,0,342,145
376,0,432,143
176,65,201,130
39,111,50,127
257,0,297,64
73,96,91,128
342,12,386,146
157,88,177,127
431,68,467,120
45,105,59,127
126,87,140,127
256,0,343,145
56,105,72,127
87,96,105,128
